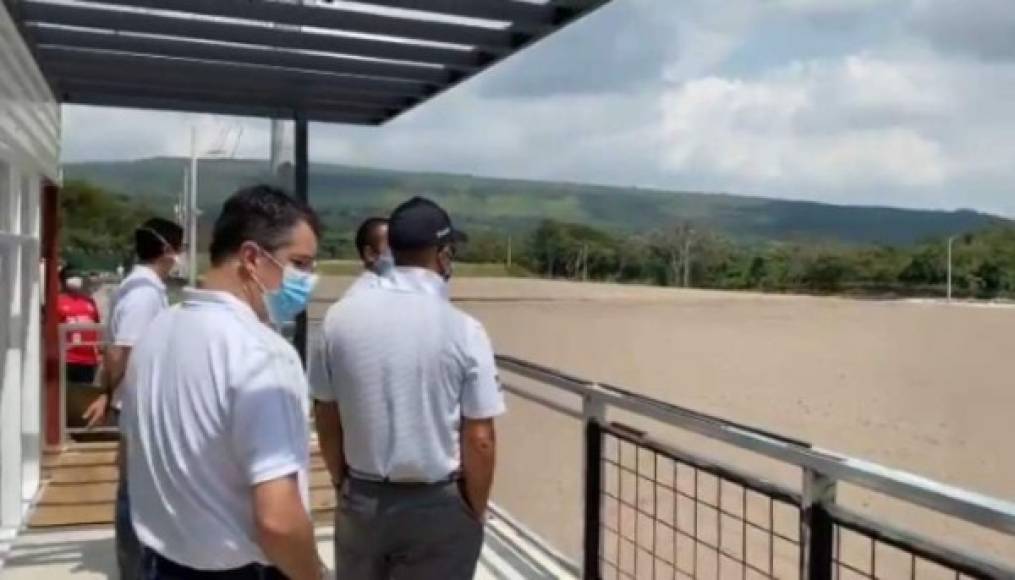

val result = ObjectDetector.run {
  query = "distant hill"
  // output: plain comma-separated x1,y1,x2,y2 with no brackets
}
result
63,157,1008,246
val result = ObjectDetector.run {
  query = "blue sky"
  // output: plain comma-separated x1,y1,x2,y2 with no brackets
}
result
62,0,1015,216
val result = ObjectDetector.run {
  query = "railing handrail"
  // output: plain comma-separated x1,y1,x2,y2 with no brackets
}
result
59,321,107,332
495,354,1015,536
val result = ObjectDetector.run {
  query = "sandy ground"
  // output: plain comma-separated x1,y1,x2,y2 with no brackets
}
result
310,276,1015,575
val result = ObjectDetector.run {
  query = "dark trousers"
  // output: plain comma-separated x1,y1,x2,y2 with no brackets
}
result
66,363,97,384
142,551,285,580
334,478,484,580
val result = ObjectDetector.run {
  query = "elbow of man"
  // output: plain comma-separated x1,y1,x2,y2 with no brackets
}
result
253,479,306,550
255,509,299,549
463,419,497,457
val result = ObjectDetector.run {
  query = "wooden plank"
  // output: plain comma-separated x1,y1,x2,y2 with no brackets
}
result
47,465,119,484
29,503,114,527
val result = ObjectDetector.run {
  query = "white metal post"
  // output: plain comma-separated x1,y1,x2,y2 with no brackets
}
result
581,389,606,579
188,126,199,286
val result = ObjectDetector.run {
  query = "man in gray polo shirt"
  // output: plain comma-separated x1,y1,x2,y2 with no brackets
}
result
310,197,505,580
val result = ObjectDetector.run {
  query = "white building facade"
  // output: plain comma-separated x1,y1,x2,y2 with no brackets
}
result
0,1,60,562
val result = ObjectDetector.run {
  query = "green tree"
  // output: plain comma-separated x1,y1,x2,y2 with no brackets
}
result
60,180,158,270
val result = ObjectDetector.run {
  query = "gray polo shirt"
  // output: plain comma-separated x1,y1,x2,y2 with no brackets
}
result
309,267,505,482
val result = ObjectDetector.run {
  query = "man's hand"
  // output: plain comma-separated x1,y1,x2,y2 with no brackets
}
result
82,393,110,428
91,345,129,429
313,401,345,490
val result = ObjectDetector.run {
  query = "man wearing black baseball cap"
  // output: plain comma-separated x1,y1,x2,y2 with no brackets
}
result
310,197,504,580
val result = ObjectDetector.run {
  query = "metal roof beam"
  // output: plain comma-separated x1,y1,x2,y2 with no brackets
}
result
31,26,452,84
21,1,484,70
61,0,521,50
38,45,435,97
54,79,398,116
63,91,383,125
45,64,422,110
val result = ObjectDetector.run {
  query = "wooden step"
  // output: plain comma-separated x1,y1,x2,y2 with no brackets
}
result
48,464,120,484
30,442,337,529
29,488,337,528
30,503,115,528
38,482,118,505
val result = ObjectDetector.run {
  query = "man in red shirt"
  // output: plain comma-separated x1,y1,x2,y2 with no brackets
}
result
57,265,102,384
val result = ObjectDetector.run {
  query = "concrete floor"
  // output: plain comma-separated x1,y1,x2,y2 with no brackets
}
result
1,516,575,579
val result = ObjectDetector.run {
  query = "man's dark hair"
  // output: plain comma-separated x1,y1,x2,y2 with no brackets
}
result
59,264,80,283
209,185,322,266
354,217,388,259
135,218,183,262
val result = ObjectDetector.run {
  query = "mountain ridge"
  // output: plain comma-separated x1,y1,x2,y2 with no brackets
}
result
62,157,1007,246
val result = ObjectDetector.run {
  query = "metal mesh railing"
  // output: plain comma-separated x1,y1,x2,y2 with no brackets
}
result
829,507,1003,580
577,416,1014,580
597,423,802,580
497,356,1015,580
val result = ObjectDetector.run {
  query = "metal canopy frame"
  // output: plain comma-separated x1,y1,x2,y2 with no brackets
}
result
11,0,613,125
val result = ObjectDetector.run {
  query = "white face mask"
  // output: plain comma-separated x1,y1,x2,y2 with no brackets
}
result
170,253,187,278
372,249,395,275
438,246,455,282
139,226,182,275
66,277,84,291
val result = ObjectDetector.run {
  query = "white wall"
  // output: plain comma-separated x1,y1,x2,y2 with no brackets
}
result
0,0,59,558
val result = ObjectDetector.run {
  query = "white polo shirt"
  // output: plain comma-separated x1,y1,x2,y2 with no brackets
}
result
108,264,168,408
122,288,310,570
309,267,505,483
342,269,382,298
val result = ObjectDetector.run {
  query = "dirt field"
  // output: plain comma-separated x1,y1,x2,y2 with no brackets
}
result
311,276,1015,574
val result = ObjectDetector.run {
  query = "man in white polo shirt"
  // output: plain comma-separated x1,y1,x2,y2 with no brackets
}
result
343,216,392,298
81,217,183,580
122,185,323,580
311,197,505,580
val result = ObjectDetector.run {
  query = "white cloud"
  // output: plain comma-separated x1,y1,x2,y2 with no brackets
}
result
58,0,1015,216
657,53,1015,210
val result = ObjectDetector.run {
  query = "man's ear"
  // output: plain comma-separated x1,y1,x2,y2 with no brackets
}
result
238,241,261,274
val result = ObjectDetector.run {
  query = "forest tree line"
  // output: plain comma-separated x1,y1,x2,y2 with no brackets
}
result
459,219,1015,299
62,179,1015,299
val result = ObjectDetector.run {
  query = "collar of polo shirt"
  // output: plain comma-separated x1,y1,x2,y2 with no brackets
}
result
386,266,449,300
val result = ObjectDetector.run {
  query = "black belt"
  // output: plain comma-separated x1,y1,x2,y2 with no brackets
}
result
148,551,285,580
347,468,461,485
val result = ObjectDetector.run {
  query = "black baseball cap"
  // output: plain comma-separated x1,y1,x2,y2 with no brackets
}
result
388,196,468,251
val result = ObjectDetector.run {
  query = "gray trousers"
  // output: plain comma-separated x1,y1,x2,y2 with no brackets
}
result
334,478,484,580
116,443,144,580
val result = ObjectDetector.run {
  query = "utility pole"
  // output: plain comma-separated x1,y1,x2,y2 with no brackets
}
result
506,235,512,270
682,233,692,288
583,243,589,281
947,236,956,302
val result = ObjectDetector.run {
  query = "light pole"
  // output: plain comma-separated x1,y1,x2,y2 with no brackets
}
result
947,236,956,302
184,123,241,286
188,127,199,286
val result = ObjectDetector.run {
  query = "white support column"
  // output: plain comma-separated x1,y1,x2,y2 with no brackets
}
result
0,165,25,533
20,174,41,509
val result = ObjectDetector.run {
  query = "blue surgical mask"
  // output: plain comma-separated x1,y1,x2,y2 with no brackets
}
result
373,249,395,275
255,249,319,326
